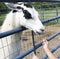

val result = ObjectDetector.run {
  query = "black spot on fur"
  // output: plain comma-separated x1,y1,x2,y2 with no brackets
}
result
12,10,17,13
16,6,24,10
23,10,32,19
17,6,23,9
24,4,32,8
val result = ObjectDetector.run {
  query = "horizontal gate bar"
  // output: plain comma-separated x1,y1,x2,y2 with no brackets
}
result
0,16,60,38
0,27,27,38
41,16,60,24
42,44,60,59
15,31,60,59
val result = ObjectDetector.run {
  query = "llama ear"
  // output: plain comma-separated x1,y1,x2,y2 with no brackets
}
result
17,2,24,5
5,3,16,9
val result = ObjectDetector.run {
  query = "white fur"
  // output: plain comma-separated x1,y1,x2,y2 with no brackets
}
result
0,3,44,59
0,11,22,59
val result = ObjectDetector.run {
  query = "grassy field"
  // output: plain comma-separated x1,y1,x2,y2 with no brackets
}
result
37,8,60,20
0,14,6,26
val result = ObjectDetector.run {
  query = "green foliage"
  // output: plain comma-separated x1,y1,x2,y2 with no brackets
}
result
0,3,6,8
31,2,60,9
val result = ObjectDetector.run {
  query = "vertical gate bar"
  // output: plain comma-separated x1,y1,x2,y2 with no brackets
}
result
31,31,36,55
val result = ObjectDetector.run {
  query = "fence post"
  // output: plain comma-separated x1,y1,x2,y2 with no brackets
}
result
56,3,58,22
31,31,36,55
40,3,44,20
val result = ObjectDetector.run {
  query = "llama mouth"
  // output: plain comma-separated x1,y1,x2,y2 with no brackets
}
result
36,31,44,34
21,26,44,34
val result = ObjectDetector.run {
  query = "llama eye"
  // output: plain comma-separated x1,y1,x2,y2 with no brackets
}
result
12,10,17,13
17,6,22,9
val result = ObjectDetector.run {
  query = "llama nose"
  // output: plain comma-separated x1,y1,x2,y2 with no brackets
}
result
37,29,44,34
40,29,44,32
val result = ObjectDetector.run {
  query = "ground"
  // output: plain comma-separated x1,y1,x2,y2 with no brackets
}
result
21,24,60,59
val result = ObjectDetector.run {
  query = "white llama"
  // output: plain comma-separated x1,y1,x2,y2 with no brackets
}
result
0,2,45,59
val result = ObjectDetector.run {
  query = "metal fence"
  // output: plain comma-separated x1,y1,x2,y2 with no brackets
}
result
0,16,60,59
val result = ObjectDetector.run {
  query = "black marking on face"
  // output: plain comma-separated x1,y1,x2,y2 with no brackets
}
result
24,4,32,8
23,10,32,19
12,10,17,13
16,6,23,9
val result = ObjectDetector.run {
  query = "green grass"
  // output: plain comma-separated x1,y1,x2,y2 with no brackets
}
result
0,14,6,26
36,8,60,13
37,8,60,26
45,20,60,26
36,8,60,20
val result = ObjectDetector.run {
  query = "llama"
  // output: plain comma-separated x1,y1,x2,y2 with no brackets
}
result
0,2,45,59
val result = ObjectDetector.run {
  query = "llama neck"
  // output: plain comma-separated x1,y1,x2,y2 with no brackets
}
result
1,11,17,32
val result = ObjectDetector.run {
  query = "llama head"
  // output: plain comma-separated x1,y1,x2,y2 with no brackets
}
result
5,2,45,34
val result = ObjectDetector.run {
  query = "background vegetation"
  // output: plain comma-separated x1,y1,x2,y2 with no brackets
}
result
0,2,60,26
